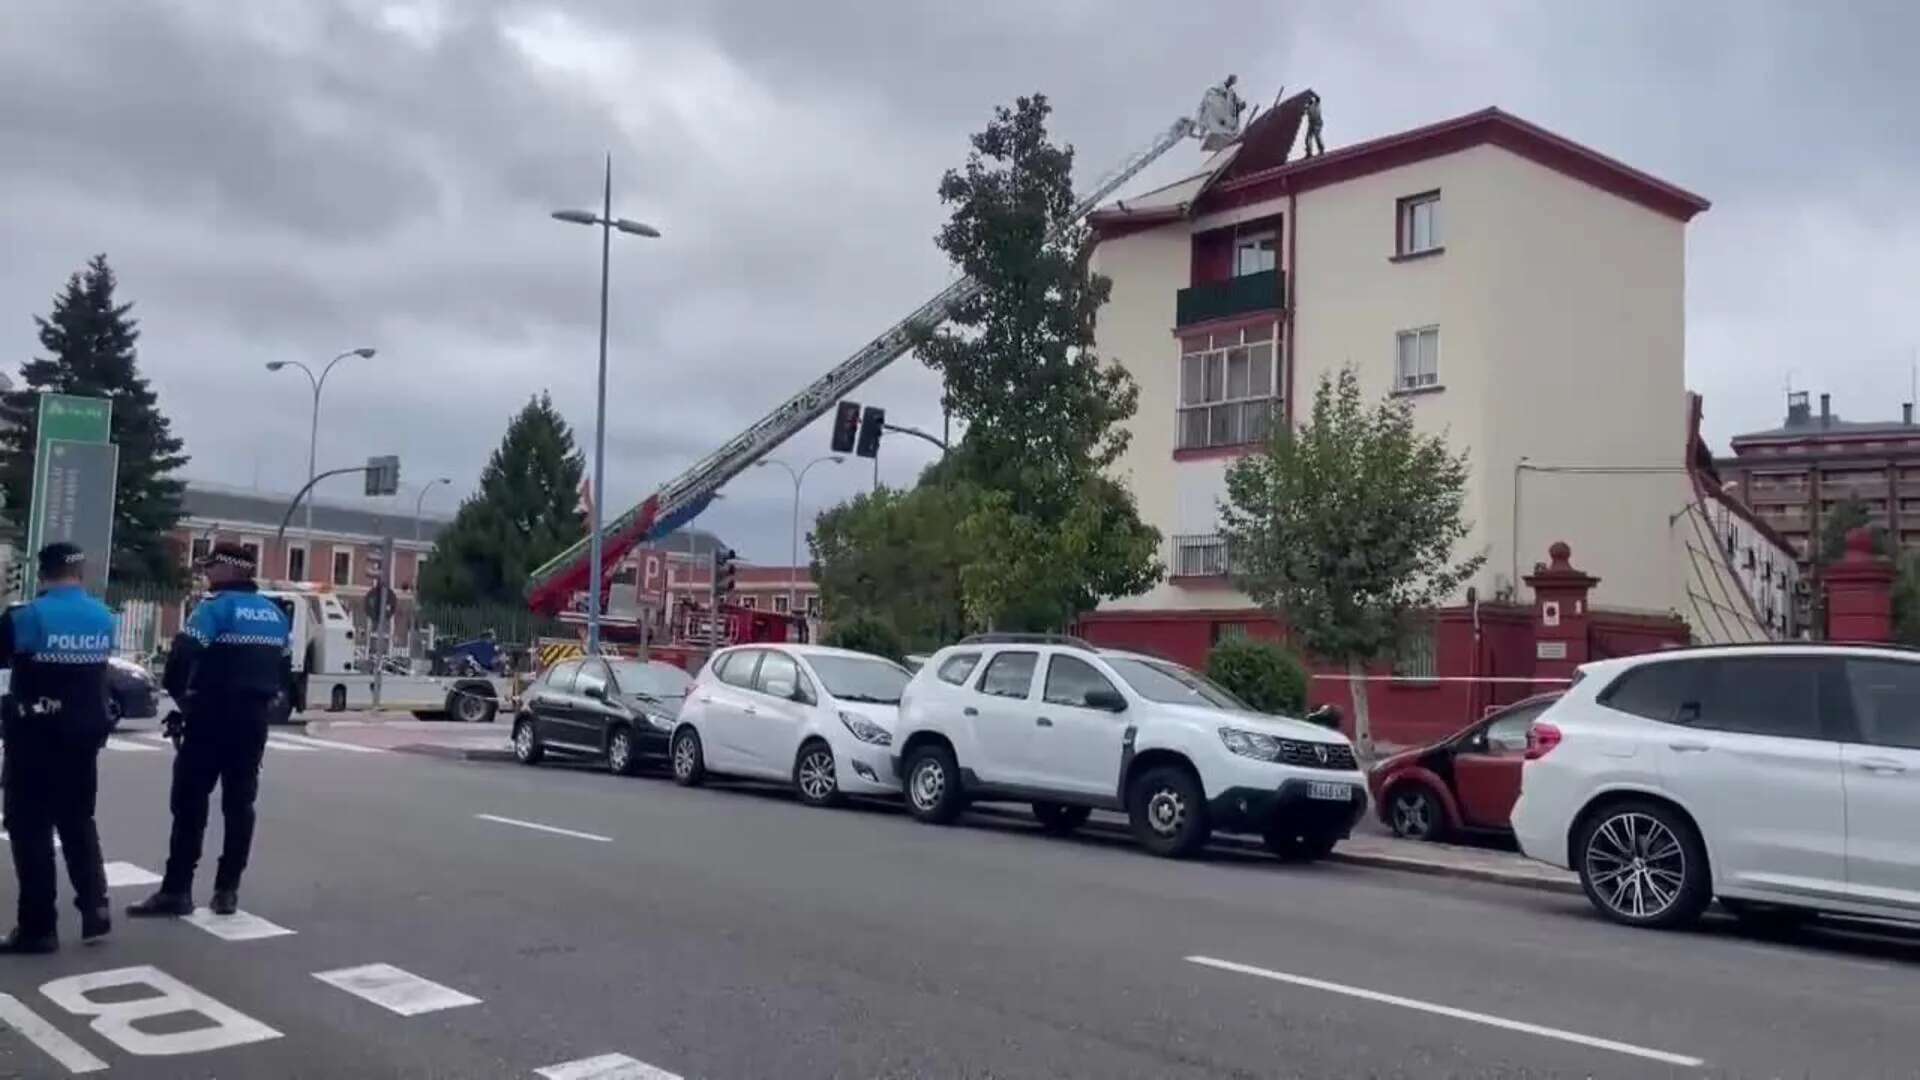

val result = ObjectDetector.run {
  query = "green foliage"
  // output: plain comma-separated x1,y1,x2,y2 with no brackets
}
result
1219,368,1484,753
819,613,907,662
420,393,585,606
1205,638,1308,716
0,255,189,584
1818,497,1887,566
1894,552,1920,647
956,477,1162,632
811,479,979,652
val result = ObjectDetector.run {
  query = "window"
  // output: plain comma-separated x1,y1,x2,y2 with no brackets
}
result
773,595,790,615
286,545,308,582
189,537,212,566
1398,192,1441,255
1392,623,1437,680
1600,659,1701,722
1043,655,1120,708
936,653,981,685
756,651,801,700
739,596,757,611
1482,703,1549,754
544,660,582,694
1689,657,1828,740
1178,322,1279,451
332,549,353,587
717,650,760,689
806,595,821,617
977,651,1038,699
807,655,911,704
1844,659,1920,750
574,660,609,699
1233,231,1276,277
606,660,695,699
1105,657,1248,710
1395,327,1439,391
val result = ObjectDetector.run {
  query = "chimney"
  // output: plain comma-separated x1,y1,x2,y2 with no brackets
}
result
1821,393,1832,428
1906,403,1914,426
1786,390,1811,426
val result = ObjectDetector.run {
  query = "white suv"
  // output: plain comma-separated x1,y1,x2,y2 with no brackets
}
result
1511,644,1920,929
892,635,1366,860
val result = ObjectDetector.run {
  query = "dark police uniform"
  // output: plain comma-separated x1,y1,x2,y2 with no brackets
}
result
149,555,292,907
0,553,115,948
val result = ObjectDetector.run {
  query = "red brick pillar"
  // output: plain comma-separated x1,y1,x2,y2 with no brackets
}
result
1524,542,1599,683
1825,528,1895,643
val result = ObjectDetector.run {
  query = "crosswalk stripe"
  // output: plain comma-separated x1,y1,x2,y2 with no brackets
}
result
535,1053,683,1080
269,732,387,753
104,736,161,753
184,908,297,941
264,735,319,753
104,861,162,888
313,963,480,1016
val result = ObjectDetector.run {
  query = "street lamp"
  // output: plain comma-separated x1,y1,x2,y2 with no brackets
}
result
552,155,661,656
754,456,844,617
267,346,376,574
413,477,452,542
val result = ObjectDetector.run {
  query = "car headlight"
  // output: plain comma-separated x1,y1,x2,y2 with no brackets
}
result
838,710,892,746
643,710,677,732
1218,726,1283,762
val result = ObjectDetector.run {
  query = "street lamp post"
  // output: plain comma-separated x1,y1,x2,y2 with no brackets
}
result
413,477,452,542
552,156,661,657
753,456,844,617
267,346,376,575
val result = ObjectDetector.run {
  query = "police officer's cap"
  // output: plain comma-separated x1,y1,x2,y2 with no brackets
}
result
197,542,258,574
36,541,86,579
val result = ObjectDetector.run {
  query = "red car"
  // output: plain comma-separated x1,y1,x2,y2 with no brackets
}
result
1365,693,1562,842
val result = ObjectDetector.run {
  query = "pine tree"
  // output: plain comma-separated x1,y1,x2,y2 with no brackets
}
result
420,393,586,606
0,255,189,584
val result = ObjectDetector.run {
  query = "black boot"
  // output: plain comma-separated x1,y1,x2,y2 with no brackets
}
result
209,890,238,916
127,890,194,918
0,927,59,954
80,905,112,942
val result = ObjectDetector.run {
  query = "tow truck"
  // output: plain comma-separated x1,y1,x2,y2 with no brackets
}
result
520,77,1250,620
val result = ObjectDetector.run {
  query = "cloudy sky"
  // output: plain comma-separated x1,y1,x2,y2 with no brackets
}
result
4,1,1916,564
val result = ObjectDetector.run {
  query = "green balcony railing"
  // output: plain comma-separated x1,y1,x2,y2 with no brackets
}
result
1176,269,1284,328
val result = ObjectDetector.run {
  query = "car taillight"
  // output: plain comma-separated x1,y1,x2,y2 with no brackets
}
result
1525,721,1562,760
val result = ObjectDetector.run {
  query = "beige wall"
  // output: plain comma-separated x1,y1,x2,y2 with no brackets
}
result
1094,141,1696,618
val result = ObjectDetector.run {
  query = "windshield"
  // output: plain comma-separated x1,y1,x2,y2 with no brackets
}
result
804,654,912,704
1104,656,1250,711
608,661,694,699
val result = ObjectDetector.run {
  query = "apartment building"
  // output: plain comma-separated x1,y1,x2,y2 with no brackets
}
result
1720,391,1920,560
1078,91,1738,698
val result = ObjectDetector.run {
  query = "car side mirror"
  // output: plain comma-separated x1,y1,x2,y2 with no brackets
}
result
1083,687,1127,712
583,684,606,701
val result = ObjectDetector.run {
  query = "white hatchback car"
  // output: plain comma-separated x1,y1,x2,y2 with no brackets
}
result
1512,644,1920,929
669,644,910,807
893,635,1367,860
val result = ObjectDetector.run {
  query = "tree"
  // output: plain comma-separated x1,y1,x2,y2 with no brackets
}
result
1818,497,1887,565
420,394,585,606
819,614,907,663
810,477,980,652
1219,369,1485,758
1205,639,1308,716
1894,553,1920,647
956,476,1161,631
0,254,189,584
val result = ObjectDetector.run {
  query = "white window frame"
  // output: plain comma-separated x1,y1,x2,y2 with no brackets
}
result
1398,191,1441,255
806,594,821,617
239,538,264,573
1395,326,1440,392
285,542,309,582
187,536,213,567
332,548,354,587
1178,322,1281,451
772,594,791,615
1233,230,1277,277
739,596,757,611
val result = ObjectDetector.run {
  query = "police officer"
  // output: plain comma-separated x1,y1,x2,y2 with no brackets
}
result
129,542,291,919
0,543,115,953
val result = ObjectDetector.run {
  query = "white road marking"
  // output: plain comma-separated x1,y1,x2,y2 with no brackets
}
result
103,736,160,753
268,732,386,753
535,1053,684,1079
183,908,297,941
104,861,162,888
0,991,108,1073
127,733,172,748
313,963,481,1016
1185,955,1705,1068
41,965,281,1057
0,830,63,850
475,813,613,843
263,735,319,753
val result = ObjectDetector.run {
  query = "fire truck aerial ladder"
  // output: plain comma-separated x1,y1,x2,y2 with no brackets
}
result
525,77,1250,616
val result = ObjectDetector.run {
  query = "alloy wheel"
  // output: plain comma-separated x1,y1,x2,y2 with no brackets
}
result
910,759,946,812
1584,811,1687,920
1391,791,1433,838
610,732,631,772
673,734,697,779
515,723,533,758
1145,786,1187,837
798,748,837,802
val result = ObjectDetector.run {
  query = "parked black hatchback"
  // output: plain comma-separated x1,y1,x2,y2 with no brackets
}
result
512,657,694,775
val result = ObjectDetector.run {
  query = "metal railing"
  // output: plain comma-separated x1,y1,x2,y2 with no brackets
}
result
1169,534,1234,578
1175,269,1283,327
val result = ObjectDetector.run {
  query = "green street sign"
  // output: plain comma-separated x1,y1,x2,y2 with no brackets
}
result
24,393,112,595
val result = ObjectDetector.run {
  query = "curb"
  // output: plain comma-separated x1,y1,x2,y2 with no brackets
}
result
390,743,517,763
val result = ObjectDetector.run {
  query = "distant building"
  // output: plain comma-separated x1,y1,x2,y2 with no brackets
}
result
1720,390,1920,561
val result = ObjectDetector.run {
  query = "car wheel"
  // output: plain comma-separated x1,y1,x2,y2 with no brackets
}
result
793,741,841,808
1031,801,1092,835
903,744,964,824
512,717,544,765
1387,785,1445,842
607,726,642,776
1575,800,1710,929
1264,830,1338,863
450,687,496,724
671,728,706,787
1127,765,1211,858
1720,897,1815,932
106,697,123,733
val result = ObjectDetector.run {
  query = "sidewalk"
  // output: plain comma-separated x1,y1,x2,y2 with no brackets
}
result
300,714,515,761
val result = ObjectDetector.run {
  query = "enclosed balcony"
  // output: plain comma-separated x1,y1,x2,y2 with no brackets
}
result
1176,269,1284,328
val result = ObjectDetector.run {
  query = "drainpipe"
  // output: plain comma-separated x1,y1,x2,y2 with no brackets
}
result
1285,185,1298,424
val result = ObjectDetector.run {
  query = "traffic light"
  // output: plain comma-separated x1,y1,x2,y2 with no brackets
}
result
855,406,885,458
830,401,861,454
712,547,738,596
365,455,400,496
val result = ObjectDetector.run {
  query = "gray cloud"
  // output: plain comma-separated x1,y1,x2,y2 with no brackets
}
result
3,0,1917,571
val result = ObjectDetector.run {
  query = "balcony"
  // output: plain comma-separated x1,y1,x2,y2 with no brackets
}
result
1176,269,1284,329
1169,533,1235,579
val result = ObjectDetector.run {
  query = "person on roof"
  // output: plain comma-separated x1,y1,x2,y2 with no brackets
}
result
1303,91,1326,157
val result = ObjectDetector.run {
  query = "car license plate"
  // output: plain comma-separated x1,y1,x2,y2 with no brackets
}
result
1307,781,1352,802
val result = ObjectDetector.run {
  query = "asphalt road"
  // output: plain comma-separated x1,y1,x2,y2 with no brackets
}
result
0,721,1915,1078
